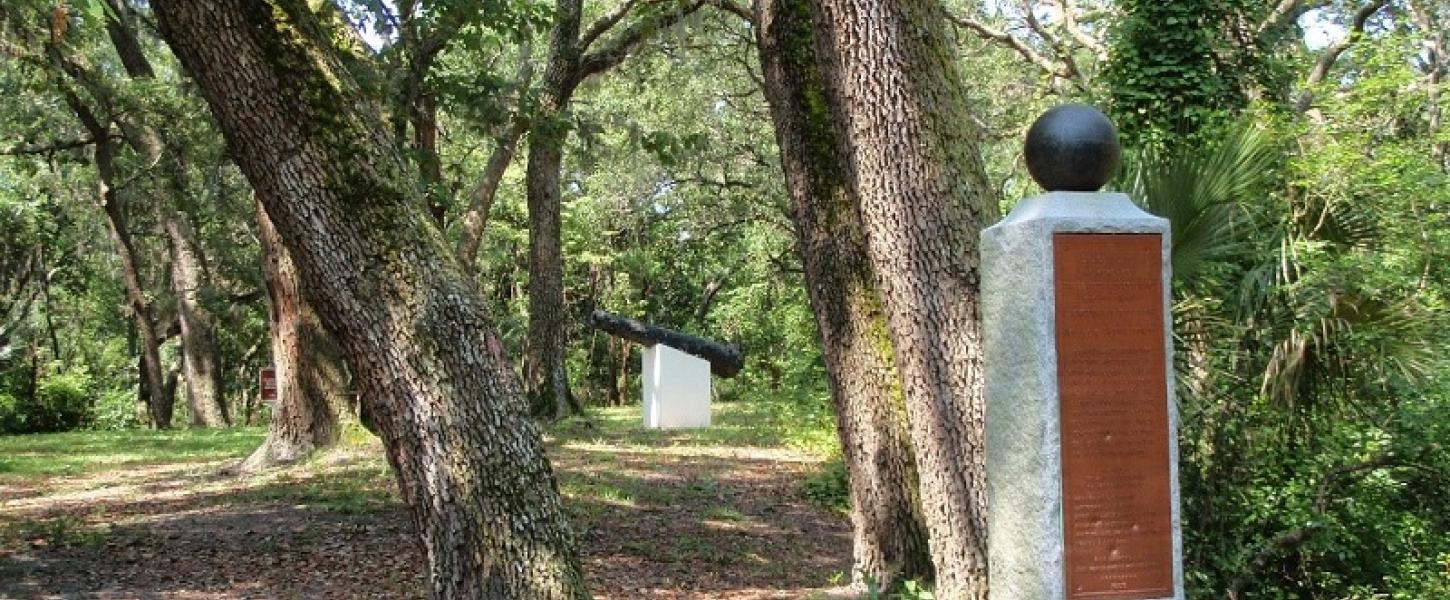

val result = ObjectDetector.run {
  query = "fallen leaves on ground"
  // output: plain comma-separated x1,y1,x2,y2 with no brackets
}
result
0,423,851,599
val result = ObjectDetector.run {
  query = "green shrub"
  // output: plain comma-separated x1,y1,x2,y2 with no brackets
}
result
89,389,138,431
0,392,20,433
27,370,94,432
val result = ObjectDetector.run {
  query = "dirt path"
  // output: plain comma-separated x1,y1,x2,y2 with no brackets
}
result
0,428,851,599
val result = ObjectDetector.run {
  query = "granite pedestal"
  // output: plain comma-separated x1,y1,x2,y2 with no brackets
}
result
982,192,1182,600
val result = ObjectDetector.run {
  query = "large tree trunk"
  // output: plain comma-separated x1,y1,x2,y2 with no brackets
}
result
164,211,229,427
524,124,574,418
150,3,589,598
241,200,352,471
756,0,932,590
806,2,1000,597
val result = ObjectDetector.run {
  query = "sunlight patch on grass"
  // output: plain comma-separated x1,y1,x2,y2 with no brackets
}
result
549,400,839,457
0,428,265,482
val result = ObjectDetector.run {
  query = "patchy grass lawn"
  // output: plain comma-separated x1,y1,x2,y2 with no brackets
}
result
0,401,850,599
0,428,264,481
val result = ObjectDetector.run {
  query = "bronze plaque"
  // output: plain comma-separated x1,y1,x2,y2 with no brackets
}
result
1054,234,1174,600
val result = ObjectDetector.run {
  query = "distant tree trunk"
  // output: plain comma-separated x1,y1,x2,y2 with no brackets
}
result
806,1,1000,597
99,0,207,428
456,119,529,270
524,0,585,419
756,0,932,590
522,0,715,418
525,120,573,417
415,96,445,223
241,200,351,470
163,211,229,427
152,3,589,598
455,42,534,271
68,95,171,429
1410,0,1445,170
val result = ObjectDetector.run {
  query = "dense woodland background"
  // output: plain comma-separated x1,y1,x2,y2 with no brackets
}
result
0,0,1446,598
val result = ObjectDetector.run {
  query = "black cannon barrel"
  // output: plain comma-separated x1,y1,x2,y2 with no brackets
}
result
587,309,743,378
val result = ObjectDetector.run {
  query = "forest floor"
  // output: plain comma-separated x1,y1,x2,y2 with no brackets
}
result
0,403,852,599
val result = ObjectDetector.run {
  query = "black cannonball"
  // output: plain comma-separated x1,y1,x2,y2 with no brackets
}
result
1024,104,1121,192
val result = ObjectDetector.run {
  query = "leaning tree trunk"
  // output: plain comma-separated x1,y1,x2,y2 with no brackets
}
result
756,0,932,590
151,3,589,599
455,40,534,271
241,199,352,471
806,1,1001,597
163,211,229,427
70,96,171,429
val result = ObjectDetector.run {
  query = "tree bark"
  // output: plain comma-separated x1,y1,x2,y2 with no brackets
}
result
164,211,229,427
805,2,1000,597
1409,1,1445,170
456,119,529,271
150,3,589,598
756,0,932,590
455,41,534,271
241,199,353,470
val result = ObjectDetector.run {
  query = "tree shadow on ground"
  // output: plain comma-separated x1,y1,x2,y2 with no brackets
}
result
0,431,849,599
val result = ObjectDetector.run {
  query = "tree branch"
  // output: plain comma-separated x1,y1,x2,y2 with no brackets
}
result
947,13,1070,80
1052,0,1107,61
702,0,753,24
577,0,708,81
1256,0,1332,37
1018,0,1083,82
580,0,645,51
2,135,108,156
1295,0,1389,114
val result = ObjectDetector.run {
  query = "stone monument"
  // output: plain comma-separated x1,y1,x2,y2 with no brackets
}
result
982,104,1183,600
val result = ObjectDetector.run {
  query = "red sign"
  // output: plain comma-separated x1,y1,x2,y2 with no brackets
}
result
260,366,278,403
1054,234,1174,600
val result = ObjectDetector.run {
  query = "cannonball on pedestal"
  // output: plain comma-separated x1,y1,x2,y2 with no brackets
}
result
1024,104,1121,192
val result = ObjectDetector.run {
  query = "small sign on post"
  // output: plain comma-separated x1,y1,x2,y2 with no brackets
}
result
982,105,1183,600
259,366,277,404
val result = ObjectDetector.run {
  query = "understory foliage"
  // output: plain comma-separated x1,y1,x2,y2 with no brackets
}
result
1118,47,1448,594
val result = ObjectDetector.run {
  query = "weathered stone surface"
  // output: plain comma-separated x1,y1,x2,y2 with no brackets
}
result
981,192,1182,600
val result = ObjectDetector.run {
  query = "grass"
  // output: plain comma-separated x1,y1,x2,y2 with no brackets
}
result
1,402,853,598
551,399,840,456
0,401,840,517
238,464,399,515
0,427,265,482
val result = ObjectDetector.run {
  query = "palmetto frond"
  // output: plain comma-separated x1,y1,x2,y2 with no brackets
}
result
1118,123,1278,288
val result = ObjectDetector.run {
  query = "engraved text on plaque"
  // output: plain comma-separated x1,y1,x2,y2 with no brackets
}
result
1054,234,1173,600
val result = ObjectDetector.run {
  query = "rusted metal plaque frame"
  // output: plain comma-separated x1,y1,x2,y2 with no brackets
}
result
1054,234,1174,600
